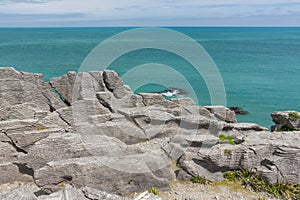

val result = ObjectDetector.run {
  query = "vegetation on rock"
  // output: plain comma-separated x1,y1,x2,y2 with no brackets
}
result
149,187,159,195
276,127,300,132
191,176,212,185
288,112,300,119
224,149,232,156
223,169,300,200
219,135,236,145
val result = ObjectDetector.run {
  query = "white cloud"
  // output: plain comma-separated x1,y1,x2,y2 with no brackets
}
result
0,0,300,26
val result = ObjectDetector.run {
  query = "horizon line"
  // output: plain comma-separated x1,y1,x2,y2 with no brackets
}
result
0,25,300,29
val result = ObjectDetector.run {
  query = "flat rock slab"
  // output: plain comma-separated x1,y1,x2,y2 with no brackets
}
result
0,163,34,184
35,156,172,195
0,182,40,200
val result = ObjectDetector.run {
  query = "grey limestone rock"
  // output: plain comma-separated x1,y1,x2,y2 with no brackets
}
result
138,93,178,108
177,131,300,184
49,71,77,104
271,111,300,131
0,68,66,120
34,156,171,195
24,132,129,170
226,122,268,132
0,68,299,198
81,186,129,200
103,70,123,91
3,127,64,151
36,185,162,200
170,98,196,107
205,106,237,124
23,131,172,195
37,184,86,200
138,93,166,107
0,163,34,184
0,140,19,162
0,182,40,200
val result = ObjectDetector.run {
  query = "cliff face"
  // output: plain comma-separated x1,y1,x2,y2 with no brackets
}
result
0,67,299,199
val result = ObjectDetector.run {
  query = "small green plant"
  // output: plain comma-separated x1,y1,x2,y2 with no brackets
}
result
191,176,212,185
288,112,300,119
223,170,239,181
219,135,236,145
224,149,232,156
149,187,159,195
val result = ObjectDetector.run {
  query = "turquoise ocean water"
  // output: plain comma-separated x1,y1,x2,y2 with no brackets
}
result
0,27,299,128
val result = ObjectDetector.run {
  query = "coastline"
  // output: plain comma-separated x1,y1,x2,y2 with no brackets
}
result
1,27,300,127
0,67,299,199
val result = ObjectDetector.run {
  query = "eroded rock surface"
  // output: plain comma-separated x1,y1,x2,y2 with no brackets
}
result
176,131,300,184
0,67,298,199
271,111,300,132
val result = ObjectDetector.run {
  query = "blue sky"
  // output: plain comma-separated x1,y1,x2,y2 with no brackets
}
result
0,0,300,27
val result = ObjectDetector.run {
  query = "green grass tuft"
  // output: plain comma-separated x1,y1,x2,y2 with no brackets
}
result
149,187,159,195
191,176,212,185
288,112,300,119
219,135,236,145
223,171,239,181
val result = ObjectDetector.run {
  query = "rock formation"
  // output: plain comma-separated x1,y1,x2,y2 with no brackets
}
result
0,67,299,199
271,111,300,132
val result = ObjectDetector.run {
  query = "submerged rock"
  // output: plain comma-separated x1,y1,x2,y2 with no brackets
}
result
229,107,249,115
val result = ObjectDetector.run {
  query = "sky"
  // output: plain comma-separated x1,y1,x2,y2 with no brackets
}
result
0,0,300,27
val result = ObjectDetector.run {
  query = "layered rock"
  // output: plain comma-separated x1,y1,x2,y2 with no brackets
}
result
0,68,71,192
36,184,162,200
204,106,237,123
0,183,162,200
175,131,300,184
34,156,171,195
0,68,175,196
0,182,41,200
0,67,299,199
0,68,66,120
271,111,300,132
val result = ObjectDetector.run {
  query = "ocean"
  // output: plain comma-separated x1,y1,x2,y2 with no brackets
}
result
0,27,299,128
